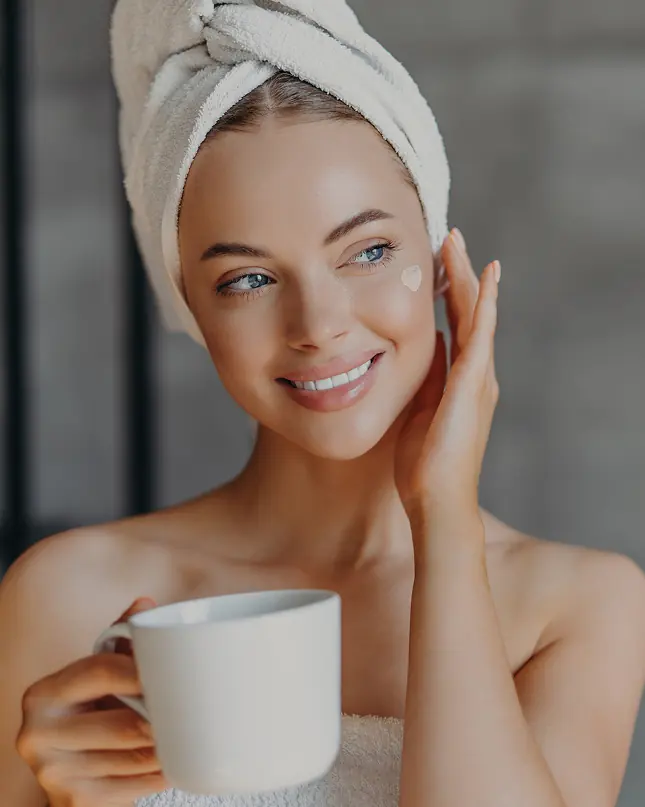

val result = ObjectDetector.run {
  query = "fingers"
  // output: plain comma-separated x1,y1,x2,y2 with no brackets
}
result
415,332,448,415
39,766,169,806
78,746,163,778
465,260,500,384
112,597,157,656
113,598,157,625
442,229,480,358
440,228,500,386
18,596,166,806
36,707,154,752
24,652,143,710
97,771,170,802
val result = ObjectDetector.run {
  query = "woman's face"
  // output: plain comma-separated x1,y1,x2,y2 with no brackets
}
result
179,117,438,459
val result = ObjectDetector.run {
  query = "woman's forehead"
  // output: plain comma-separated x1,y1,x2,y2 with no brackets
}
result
181,119,418,235
190,120,405,194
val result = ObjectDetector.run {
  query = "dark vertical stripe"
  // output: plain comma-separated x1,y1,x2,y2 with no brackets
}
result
1,0,29,565
122,204,155,516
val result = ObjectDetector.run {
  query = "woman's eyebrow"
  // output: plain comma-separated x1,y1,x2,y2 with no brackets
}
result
199,208,395,262
323,208,395,246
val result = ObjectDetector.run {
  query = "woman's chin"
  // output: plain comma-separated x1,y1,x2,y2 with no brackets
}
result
276,415,395,461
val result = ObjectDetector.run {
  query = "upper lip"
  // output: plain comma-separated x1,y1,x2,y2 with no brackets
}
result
279,349,382,383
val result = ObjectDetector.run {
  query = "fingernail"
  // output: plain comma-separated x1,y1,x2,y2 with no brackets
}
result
494,260,501,283
452,227,466,251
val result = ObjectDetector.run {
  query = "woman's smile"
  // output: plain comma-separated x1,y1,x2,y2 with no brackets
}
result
277,352,385,412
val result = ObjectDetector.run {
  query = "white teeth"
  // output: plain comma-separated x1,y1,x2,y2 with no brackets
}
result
291,358,374,391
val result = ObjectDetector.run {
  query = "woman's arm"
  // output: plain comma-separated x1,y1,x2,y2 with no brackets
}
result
398,538,645,807
393,232,645,807
399,535,563,807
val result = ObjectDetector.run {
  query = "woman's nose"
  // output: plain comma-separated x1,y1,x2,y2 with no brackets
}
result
283,273,355,351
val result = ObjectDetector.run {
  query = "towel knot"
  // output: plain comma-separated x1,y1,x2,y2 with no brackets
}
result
202,2,277,66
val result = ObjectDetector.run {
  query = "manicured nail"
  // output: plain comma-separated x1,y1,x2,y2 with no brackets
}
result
493,260,501,283
452,227,466,251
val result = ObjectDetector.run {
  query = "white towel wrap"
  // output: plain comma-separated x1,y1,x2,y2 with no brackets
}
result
137,713,404,807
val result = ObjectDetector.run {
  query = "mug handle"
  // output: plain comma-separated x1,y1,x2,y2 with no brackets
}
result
92,623,151,722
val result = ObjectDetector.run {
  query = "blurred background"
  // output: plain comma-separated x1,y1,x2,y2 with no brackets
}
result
1,0,644,801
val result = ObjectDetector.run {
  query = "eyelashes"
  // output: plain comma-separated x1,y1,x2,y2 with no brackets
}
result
345,239,401,269
215,239,402,300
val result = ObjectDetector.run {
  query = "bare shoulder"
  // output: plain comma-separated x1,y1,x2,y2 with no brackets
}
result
0,523,151,644
4,523,126,578
1,505,187,612
1,490,231,619
501,530,645,653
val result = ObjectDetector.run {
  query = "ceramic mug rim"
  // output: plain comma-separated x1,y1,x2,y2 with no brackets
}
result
127,588,340,631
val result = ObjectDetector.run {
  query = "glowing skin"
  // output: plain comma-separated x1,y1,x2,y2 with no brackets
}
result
400,264,422,292
174,116,504,574
179,118,441,463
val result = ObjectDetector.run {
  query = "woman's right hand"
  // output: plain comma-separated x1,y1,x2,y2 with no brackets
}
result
15,598,170,807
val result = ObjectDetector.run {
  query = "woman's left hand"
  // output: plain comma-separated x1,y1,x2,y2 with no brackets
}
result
394,230,501,555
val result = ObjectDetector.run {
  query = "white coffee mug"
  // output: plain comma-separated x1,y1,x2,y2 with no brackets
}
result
92,589,342,796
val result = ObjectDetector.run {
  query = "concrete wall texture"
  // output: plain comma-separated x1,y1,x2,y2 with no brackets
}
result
1,1,644,803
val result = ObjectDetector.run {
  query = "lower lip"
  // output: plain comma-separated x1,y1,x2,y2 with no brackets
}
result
278,354,383,413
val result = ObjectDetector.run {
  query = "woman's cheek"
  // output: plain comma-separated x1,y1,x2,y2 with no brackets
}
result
203,319,271,393
351,263,436,341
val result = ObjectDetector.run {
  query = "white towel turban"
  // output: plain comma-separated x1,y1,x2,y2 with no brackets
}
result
111,0,451,346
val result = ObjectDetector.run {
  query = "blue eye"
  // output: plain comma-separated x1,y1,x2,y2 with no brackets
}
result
348,240,401,270
352,245,387,263
217,273,273,296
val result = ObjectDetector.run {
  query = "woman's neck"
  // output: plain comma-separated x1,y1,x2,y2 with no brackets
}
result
216,422,509,579
221,421,414,576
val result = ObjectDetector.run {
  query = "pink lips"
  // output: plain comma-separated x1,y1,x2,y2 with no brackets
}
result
278,353,384,413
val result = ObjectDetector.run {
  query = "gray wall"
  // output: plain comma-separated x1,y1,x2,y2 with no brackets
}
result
1,1,644,802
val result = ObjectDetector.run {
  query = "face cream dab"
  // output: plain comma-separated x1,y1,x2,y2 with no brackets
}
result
400,264,422,292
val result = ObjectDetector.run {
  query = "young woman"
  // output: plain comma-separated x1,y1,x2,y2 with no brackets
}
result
2,22,645,807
